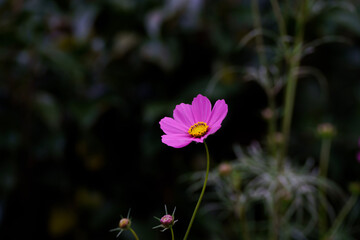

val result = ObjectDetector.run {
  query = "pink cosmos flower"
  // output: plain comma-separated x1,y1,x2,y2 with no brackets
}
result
160,94,228,148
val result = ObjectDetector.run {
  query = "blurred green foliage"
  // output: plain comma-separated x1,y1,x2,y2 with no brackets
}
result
0,0,360,239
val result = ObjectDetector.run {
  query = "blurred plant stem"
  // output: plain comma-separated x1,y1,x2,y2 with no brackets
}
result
266,91,277,157
183,142,210,240
319,139,332,178
318,137,332,237
237,204,251,240
251,0,310,238
279,0,308,170
233,172,250,240
240,208,251,240
251,0,277,158
269,189,280,240
324,195,358,240
251,1,280,238
270,0,287,42
129,228,140,240
251,0,268,69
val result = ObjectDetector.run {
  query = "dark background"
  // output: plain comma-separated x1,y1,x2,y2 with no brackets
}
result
1,0,360,239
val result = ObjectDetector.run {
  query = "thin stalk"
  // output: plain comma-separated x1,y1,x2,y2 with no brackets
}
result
269,194,279,240
318,138,332,237
266,90,277,157
270,0,289,61
183,141,210,240
170,227,175,240
129,227,139,240
239,205,251,240
251,0,281,158
319,139,332,178
270,0,287,39
279,64,298,168
325,195,358,239
251,0,268,68
279,0,308,170
252,0,277,157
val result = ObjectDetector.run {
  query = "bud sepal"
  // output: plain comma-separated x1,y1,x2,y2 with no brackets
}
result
110,209,134,238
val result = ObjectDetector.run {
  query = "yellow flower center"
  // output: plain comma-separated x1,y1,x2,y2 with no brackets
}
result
188,122,209,138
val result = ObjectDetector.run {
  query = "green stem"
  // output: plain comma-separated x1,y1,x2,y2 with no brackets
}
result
266,90,277,157
252,0,278,157
319,138,332,178
170,227,175,240
239,205,251,240
279,64,298,168
318,138,332,237
269,196,279,240
279,0,308,170
270,0,289,61
129,227,139,240
183,141,210,240
251,0,268,69
270,0,287,39
325,195,358,239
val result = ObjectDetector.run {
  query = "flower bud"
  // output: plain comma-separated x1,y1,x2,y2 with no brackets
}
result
274,132,284,145
160,214,174,228
261,108,274,120
317,123,336,139
119,218,131,229
218,162,232,177
153,206,177,232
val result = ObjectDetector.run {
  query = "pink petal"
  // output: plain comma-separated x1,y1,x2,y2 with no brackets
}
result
160,117,187,135
161,134,193,148
191,94,212,123
207,99,228,126
207,124,222,135
173,103,194,127
192,137,204,143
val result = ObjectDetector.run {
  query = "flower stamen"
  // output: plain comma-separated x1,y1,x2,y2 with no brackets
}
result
188,122,209,138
